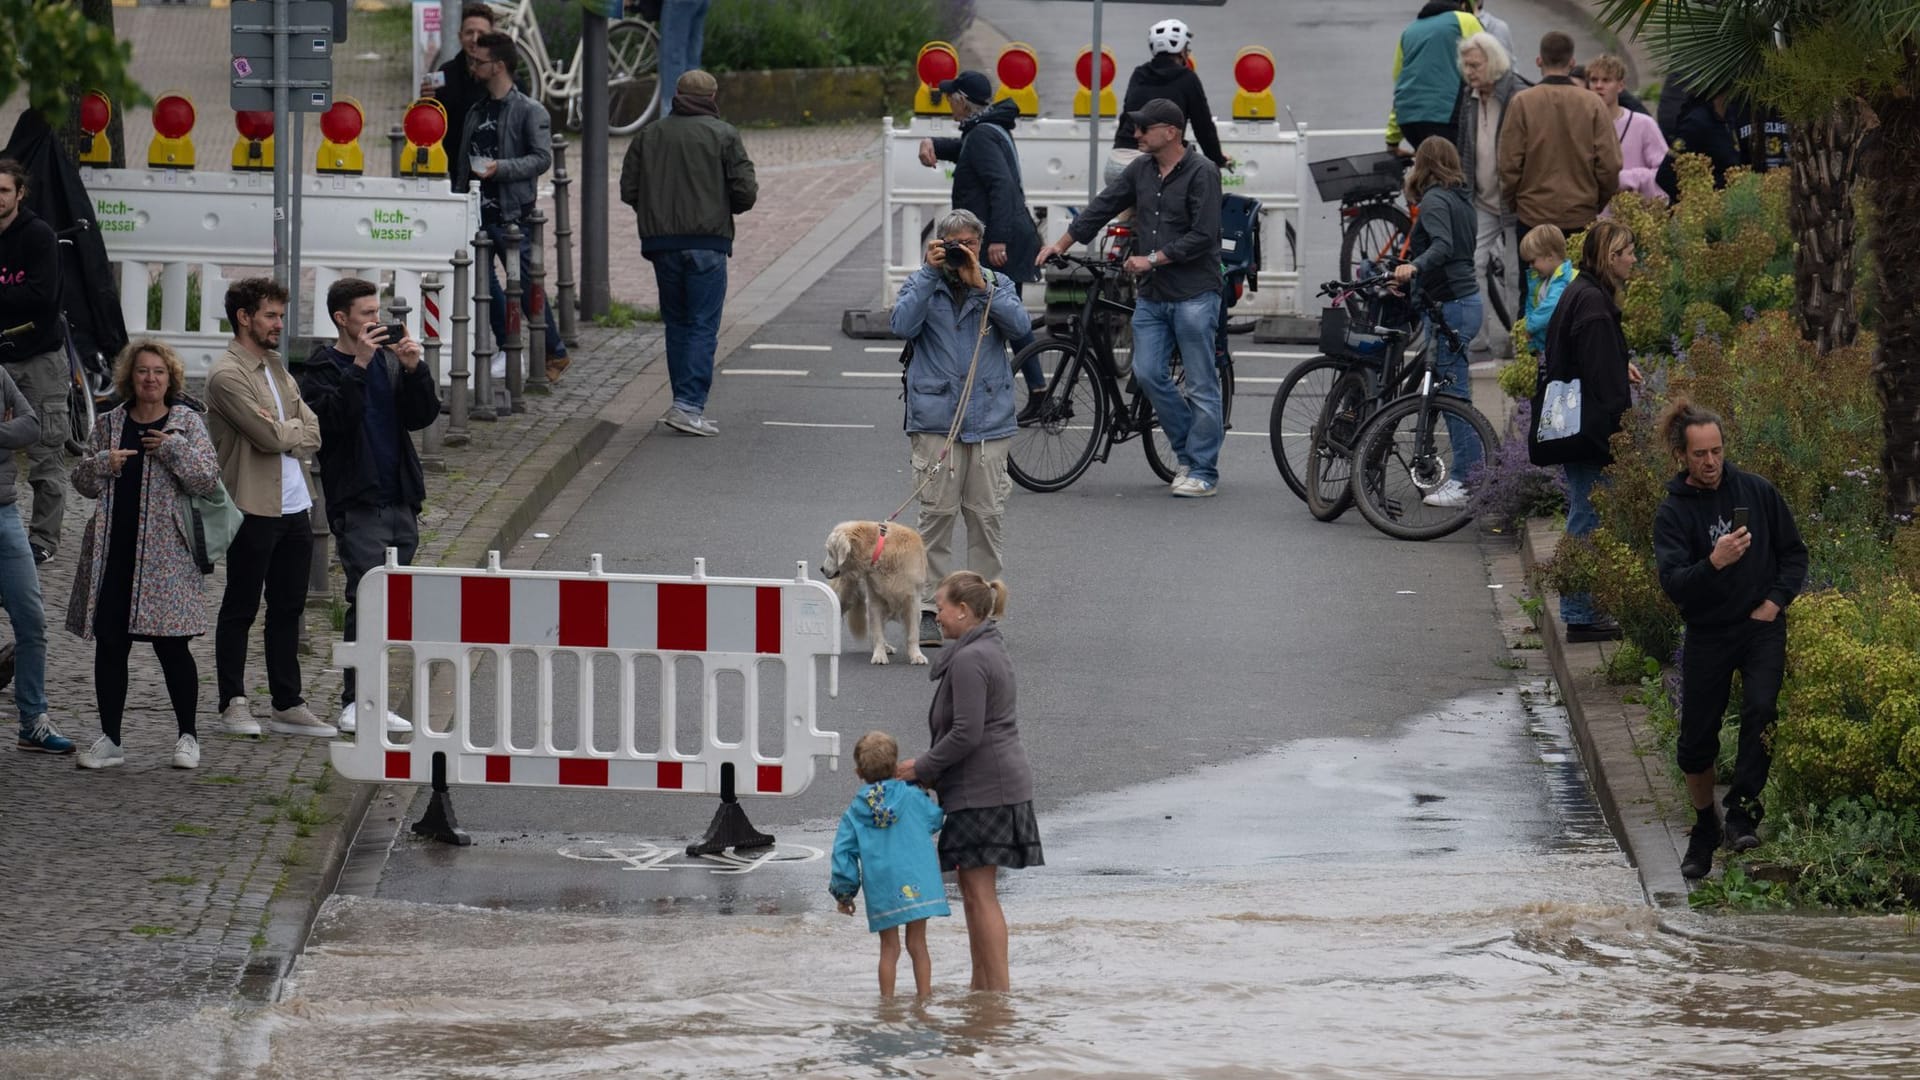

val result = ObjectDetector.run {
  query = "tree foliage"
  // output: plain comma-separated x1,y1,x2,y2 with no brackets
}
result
0,0,146,127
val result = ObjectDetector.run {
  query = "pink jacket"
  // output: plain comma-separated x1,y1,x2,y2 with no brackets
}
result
1616,109,1670,202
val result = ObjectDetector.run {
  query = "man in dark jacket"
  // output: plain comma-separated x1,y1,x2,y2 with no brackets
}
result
1653,402,1808,879
1111,19,1229,174
424,3,498,193
0,158,70,563
620,70,758,437
1037,98,1224,497
300,277,439,735
916,71,1044,414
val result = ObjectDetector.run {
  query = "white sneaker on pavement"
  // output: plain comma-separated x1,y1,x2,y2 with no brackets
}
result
1170,475,1217,498
662,408,719,436
76,735,125,770
1422,479,1471,508
1169,464,1190,489
220,697,262,737
336,702,414,734
269,704,338,738
172,733,201,769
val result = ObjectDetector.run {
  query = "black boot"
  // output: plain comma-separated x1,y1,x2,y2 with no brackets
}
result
1681,806,1721,879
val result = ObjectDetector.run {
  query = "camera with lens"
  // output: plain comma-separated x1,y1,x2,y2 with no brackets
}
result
940,239,973,266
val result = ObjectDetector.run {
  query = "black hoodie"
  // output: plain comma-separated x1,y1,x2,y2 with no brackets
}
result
1112,53,1227,168
1653,463,1809,629
0,205,63,359
930,99,1040,284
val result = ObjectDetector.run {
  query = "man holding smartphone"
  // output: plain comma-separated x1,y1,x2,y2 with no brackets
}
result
300,278,440,734
1652,399,1808,878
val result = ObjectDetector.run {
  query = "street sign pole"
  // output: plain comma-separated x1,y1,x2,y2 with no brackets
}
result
273,0,291,290
1089,0,1103,203
580,13,610,319
289,111,304,349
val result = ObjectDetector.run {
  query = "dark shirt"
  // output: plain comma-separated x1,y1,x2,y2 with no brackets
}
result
0,207,63,358
322,347,403,504
430,54,489,193
97,413,165,637
469,97,504,224
1067,146,1223,303
1654,464,1809,628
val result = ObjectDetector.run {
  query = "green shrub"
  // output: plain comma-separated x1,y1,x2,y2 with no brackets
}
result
1771,581,1920,808
1766,797,1920,912
701,0,942,73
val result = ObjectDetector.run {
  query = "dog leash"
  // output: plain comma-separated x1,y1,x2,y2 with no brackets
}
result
883,270,998,531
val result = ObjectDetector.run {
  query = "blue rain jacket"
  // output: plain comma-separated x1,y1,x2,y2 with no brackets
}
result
829,779,951,933
890,266,1029,442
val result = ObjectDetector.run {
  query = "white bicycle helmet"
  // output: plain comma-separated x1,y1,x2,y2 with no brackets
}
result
1147,19,1192,56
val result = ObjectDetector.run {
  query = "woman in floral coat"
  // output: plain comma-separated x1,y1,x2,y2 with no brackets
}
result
69,340,224,771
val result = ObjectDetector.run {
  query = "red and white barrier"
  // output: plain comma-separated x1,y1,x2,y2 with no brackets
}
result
328,552,844,800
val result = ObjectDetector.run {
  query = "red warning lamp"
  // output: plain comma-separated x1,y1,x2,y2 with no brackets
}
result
235,111,275,141
400,99,450,178
1073,47,1118,118
1231,46,1278,120
78,92,112,165
148,93,198,169
152,95,196,140
316,99,366,174
233,110,275,171
319,100,363,144
913,41,961,116
994,43,1040,117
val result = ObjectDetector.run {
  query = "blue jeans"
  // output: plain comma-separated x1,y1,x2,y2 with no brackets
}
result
1132,293,1224,484
1561,459,1607,625
482,220,567,360
0,503,48,723
659,0,711,116
650,248,729,414
1011,279,1040,389
1432,293,1485,483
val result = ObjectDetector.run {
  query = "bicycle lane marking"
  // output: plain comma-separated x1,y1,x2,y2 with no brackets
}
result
557,842,826,875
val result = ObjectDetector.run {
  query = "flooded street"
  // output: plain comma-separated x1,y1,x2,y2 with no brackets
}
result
13,688,1920,1079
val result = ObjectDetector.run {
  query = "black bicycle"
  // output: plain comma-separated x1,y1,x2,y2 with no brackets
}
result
1008,252,1235,493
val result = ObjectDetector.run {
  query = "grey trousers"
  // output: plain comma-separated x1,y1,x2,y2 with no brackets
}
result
910,433,1010,611
8,349,69,554
335,502,420,706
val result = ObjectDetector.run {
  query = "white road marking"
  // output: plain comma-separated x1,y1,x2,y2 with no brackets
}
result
839,371,898,379
864,346,903,353
763,421,876,429
1235,350,1319,359
1237,376,1284,385
749,343,833,352
723,368,809,376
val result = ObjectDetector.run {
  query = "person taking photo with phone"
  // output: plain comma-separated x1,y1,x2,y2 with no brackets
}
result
1652,399,1808,880
300,278,440,735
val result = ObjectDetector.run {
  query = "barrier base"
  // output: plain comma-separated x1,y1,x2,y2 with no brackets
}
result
412,788,474,846
686,799,775,856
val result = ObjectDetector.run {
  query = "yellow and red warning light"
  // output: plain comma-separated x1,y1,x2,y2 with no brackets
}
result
78,92,113,166
994,43,1039,117
148,93,197,169
913,41,961,116
316,99,365,174
1073,47,1117,118
1232,47,1277,120
400,98,450,178
233,110,275,171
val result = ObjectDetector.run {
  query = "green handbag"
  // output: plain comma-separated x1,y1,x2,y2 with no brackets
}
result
189,480,244,575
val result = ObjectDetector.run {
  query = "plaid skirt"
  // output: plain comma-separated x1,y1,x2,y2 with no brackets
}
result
939,801,1044,872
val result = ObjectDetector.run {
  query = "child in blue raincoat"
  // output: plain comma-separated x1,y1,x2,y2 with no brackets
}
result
829,731,950,997
1520,224,1577,358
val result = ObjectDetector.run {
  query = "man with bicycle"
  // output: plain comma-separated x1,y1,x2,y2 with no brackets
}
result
1036,98,1224,498
892,209,1030,647
0,158,71,563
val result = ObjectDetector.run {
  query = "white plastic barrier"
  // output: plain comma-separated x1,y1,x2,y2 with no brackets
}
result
880,115,1315,318
329,552,844,800
81,167,479,376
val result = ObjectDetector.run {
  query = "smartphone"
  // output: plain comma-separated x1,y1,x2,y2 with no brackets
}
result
377,322,409,345
428,71,447,89
1732,506,1750,533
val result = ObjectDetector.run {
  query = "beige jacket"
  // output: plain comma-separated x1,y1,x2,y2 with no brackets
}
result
1496,77,1623,231
205,341,322,518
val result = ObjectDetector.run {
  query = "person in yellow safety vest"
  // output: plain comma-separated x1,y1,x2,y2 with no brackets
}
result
1386,1,1485,153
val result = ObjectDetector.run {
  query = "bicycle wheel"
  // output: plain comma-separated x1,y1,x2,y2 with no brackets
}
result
1144,351,1234,482
1349,393,1499,540
1339,203,1411,280
1009,340,1108,493
1303,370,1370,521
1269,355,1345,502
608,19,662,134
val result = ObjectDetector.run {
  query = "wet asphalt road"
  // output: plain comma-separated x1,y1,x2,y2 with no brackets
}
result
362,224,1520,908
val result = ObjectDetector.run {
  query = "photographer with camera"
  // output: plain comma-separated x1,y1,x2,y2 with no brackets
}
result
300,278,439,735
890,209,1031,648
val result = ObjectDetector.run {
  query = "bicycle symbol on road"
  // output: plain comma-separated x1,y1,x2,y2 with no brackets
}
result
557,841,824,875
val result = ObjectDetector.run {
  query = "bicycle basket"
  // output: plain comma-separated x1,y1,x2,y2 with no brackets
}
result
1308,152,1408,203
1318,303,1389,361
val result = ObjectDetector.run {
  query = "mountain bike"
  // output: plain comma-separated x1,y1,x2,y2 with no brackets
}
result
491,0,661,134
1008,253,1235,493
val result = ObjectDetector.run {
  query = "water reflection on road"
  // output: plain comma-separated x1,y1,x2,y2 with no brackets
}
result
13,690,1920,1078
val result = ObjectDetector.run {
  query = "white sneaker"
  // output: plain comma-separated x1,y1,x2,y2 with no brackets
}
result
76,735,124,770
1169,464,1190,489
268,704,338,738
1170,475,1217,498
220,697,262,737
172,733,201,769
662,408,719,436
1422,479,1471,508
336,702,414,735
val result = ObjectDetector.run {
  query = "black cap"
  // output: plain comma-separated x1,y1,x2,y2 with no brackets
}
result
937,71,995,105
1124,98,1186,132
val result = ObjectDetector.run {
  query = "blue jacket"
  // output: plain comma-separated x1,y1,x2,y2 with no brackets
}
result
890,265,1029,441
829,779,951,933
1524,260,1577,357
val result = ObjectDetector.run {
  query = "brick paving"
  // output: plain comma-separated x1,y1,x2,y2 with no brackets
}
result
0,28,884,1029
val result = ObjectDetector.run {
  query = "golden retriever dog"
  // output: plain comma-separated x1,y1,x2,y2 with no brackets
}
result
819,521,929,666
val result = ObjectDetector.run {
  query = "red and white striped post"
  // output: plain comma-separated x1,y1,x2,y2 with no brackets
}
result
420,272,446,471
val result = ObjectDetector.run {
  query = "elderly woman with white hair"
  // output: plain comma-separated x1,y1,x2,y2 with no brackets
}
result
1451,30,1530,358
